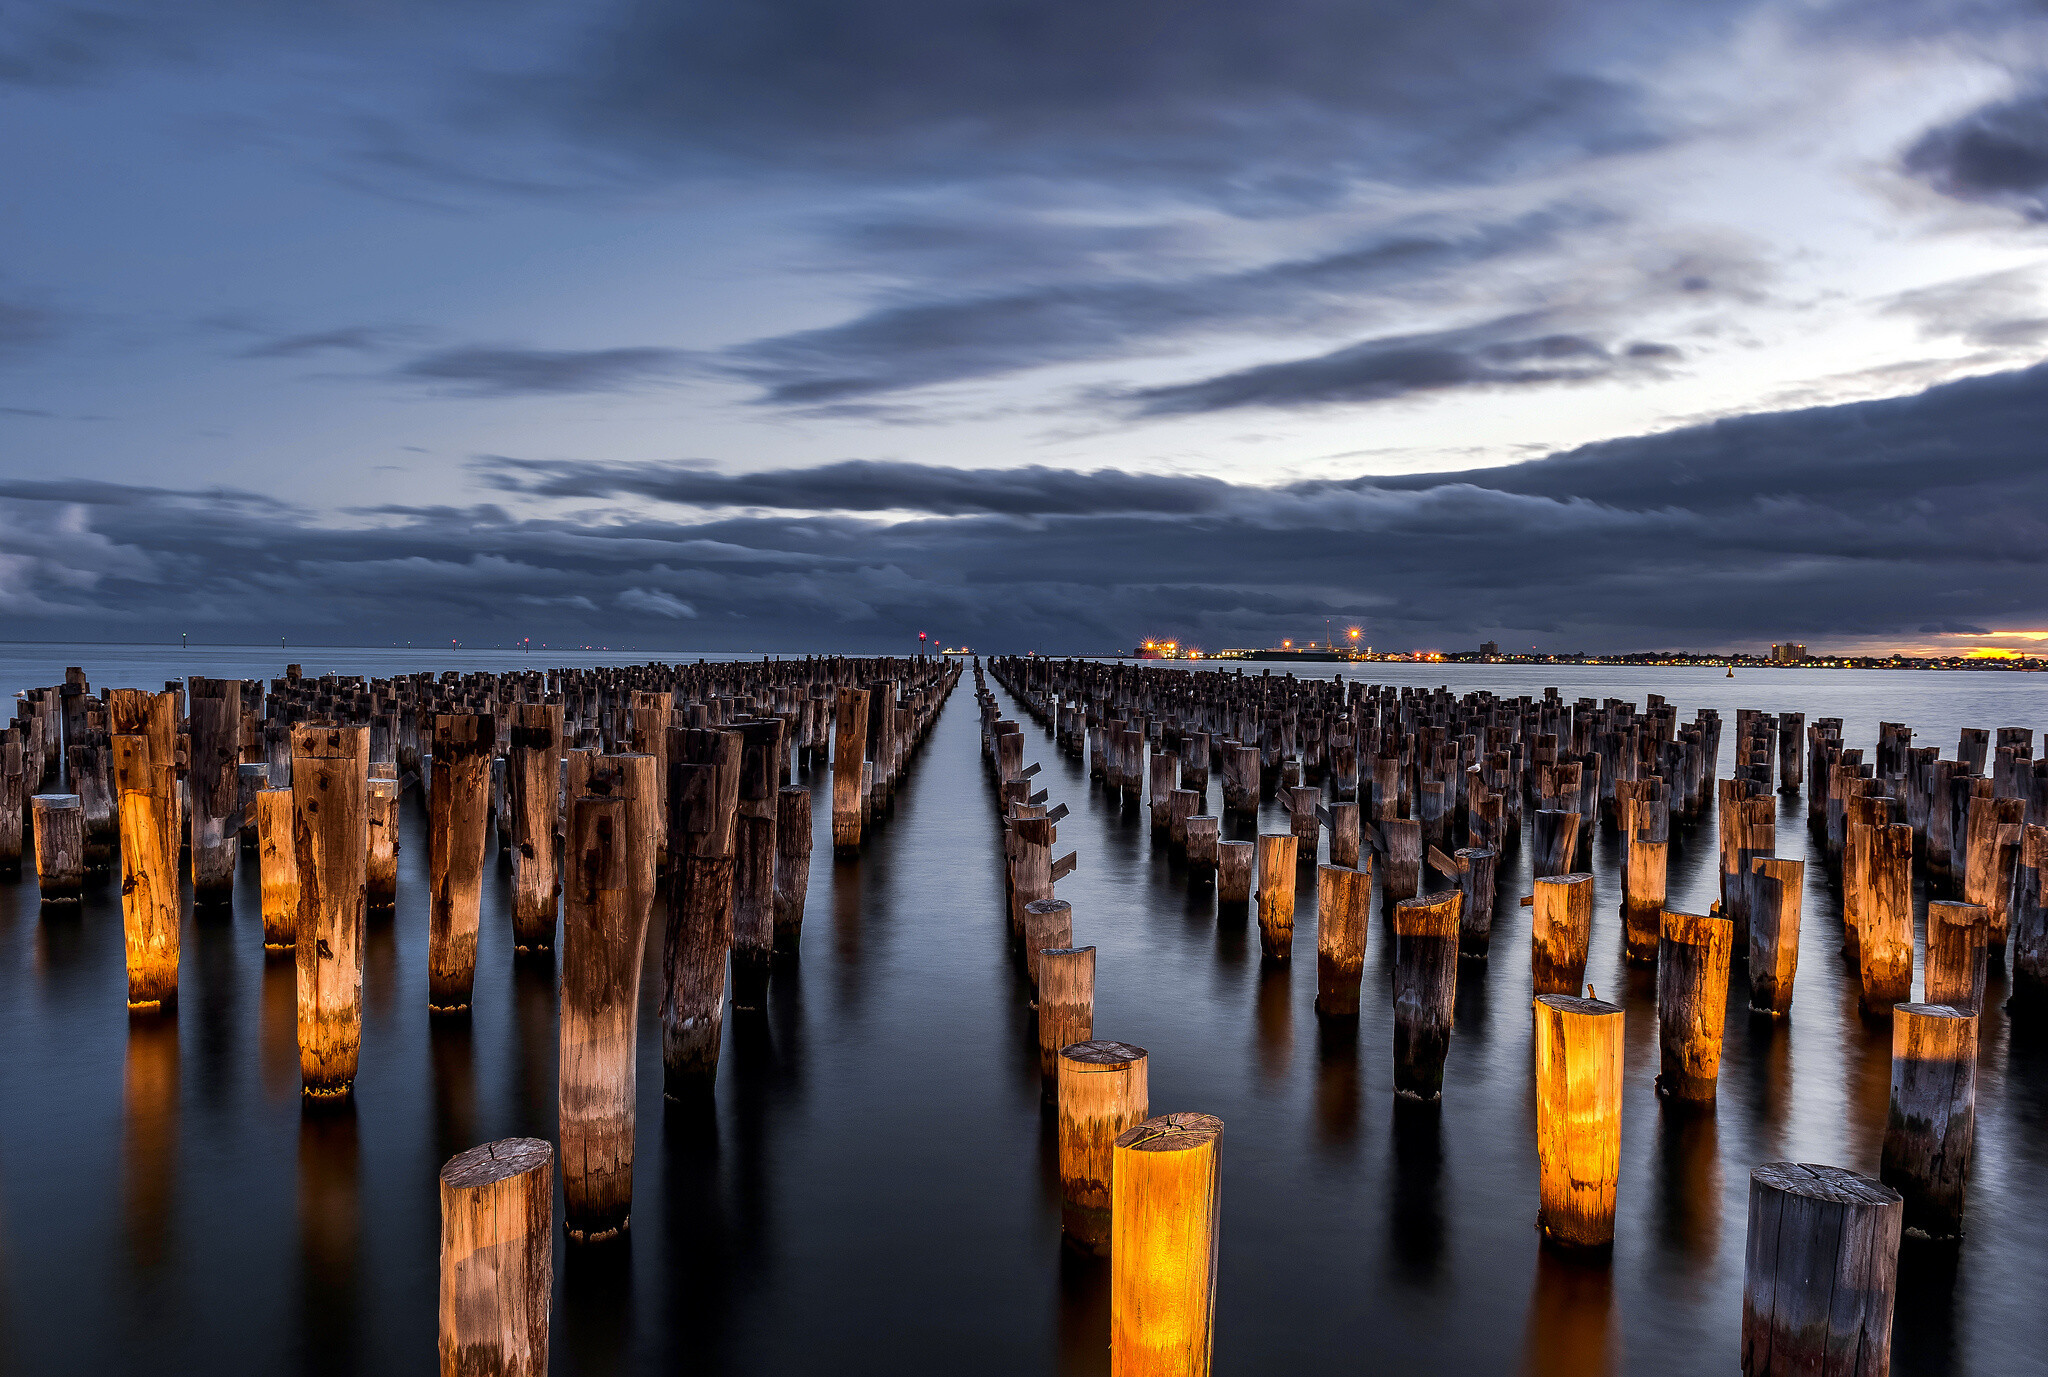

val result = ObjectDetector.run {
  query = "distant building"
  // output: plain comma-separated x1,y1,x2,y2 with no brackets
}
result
1479,641,1500,660
1770,642,1808,663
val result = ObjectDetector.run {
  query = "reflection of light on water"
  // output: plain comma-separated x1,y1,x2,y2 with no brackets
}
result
1524,1248,1617,1377
123,1017,178,1271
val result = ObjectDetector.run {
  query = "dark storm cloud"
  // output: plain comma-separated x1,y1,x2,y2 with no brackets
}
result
9,359,2042,651
393,344,691,395
1125,314,1677,415
1904,86,2048,219
721,209,1601,404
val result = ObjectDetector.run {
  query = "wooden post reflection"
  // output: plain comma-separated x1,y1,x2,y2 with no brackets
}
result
1522,1248,1617,1377
298,1102,360,1369
123,1017,179,1269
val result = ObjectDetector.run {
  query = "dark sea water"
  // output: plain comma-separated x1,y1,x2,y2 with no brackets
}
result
1,645,2043,1375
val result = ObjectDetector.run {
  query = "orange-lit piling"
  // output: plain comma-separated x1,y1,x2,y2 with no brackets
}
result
293,724,369,1098
1747,857,1803,1017
1024,897,1074,992
440,1138,553,1377
366,776,399,911
1037,946,1095,1088
111,689,180,1011
1392,890,1461,1100
1656,908,1733,1102
1254,833,1298,959
1109,1112,1223,1377
832,687,870,856
1924,900,1989,1014
1530,873,1594,998
1533,994,1623,1253
1741,1163,1901,1376
256,787,298,950
1058,1039,1148,1256
1880,1003,1976,1241
559,793,645,1242
427,713,495,1012
1314,862,1369,1017
1858,822,1914,1017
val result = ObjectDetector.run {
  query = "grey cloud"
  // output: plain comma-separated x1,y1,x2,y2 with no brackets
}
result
394,344,691,395
240,326,394,358
0,299,60,356
1904,86,2048,219
1124,313,1677,415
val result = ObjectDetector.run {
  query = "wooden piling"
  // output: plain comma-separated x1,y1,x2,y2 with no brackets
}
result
1255,833,1298,959
1532,809,1580,879
1327,801,1360,869
508,703,563,952
559,794,644,1242
1530,873,1595,998
1037,947,1095,1086
1024,898,1074,992
366,777,399,910
293,724,369,1098
30,794,84,902
660,729,740,1095
832,687,870,855
729,718,784,1012
1924,901,1988,1014
1314,863,1368,1016
1656,908,1733,1102
1215,837,1251,905
1740,1163,1901,1376
1059,1040,1149,1256
772,785,812,954
439,1138,553,1377
1109,1113,1223,1377
1533,994,1623,1253
186,678,242,902
256,787,298,950
1393,890,1461,1100
110,689,179,1010
1859,823,1914,1017
1880,1004,1976,1241
1747,857,1802,1017
1455,846,1498,957
1380,817,1421,909
428,714,495,1012
1186,816,1220,885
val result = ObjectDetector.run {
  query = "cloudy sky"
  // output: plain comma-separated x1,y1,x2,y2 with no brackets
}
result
4,0,2048,654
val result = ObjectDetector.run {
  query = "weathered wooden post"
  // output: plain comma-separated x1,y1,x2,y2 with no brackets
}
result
257,787,298,950
1110,1112,1223,1377
1221,744,1260,817
1880,1004,1976,1241
772,784,812,954
1924,900,1989,1014
1741,1163,1901,1376
1380,817,1421,909
1393,890,1461,1099
1059,1040,1149,1256
1748,857,1802,1017
2012,824,2048,1008
1532,808,1579,879
366,777,400,911
1167,788,1199,851
508,702,563,952
439,1138,553,1377
1037,947,1095,1087
1859,823,1914,1017
1287,785,1320,858
30,794,84,902
1533,994,1623,1252
1215,837,1251,907
560,794,645,1242
832,687,870,856
428,713,495,1012
1657,908,1733,1102
1024,898,1074,992
1327,801,1361,869
730,718,784,1012
1530,873,1595,997
187,678,242,903
293,724,369,1098
111,689,179,1010
1255,833,1298,958
1314,863,1368,1017
1185,815,1220,886
660,729,740,1095
1149,752,1178,833
1453,846,1498,957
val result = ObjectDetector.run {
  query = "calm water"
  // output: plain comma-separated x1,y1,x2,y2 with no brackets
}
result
2,649,2044,1375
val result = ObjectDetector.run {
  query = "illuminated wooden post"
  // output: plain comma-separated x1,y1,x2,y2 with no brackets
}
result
660,729,740,1095
111,689,180,1011
30,794,84,902
1058,1040,1148,1256
1747,858,1802,1017
439,1138,553,1377
1533,994,1623,1252
1530,873,1595,998
1924,900,1988,1014
293,724,369,1098
1454,846,1498,957
257,787,298,950
1110,1112,1223,1377
1254,833,1298,959
1880,1003,1976,1241
1024,898,1074,994
1037,947,1095,1088
1741,1163,1901,1377
560,794,643,1242
428,713,495,1013
1314,862,1369,1016
1858,822,1914,1017
508,702,563,951
366,777,400,911
1393,890,1461,1099
730,718,784,1012
1327,801,1361,869
832,687,870,856
1656,908,1733,1103
772,784,812,954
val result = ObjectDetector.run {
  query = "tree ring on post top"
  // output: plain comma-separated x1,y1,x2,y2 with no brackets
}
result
1115,1112,1223,1151
1061,1039,1146,1068
442,1136,553,1189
